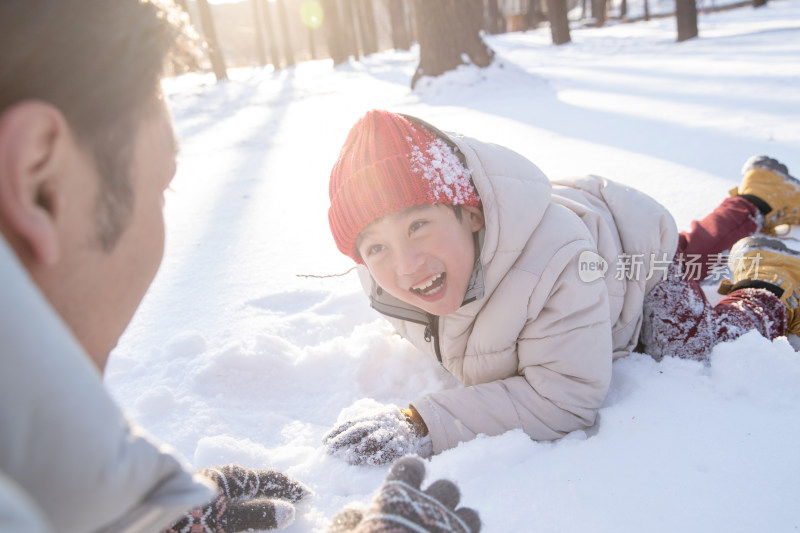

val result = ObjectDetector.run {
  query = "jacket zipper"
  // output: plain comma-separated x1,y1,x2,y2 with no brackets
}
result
423,314,443,365
369,300,444,366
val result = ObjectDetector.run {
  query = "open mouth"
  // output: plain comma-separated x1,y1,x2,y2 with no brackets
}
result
411,272,446,297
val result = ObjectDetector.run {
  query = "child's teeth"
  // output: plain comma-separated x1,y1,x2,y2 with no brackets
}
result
413,273,442,291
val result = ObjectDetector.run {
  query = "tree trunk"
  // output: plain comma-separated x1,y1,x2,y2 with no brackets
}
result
412,0,494,89
406,0,418,43
364,0,380,54
356,0,378,55
344,0,362,59
196,0,228,81
591,0,607,26
387,0,411,50
251,0,268,66
389,0,410,50
260,0,282,68
323,0,349,64
275,0,296,66
545,0,571,44
308,26,317,59
525,0,543,28
620,0,627,19
675,0,698,41
643,0,650,20
487,0,505,34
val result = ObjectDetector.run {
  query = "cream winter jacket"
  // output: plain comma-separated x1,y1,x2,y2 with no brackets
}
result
360,134,678,454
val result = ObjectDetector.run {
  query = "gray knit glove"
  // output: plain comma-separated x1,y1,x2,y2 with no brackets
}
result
323,405,432,466
328,457,481,532
164,464,312,532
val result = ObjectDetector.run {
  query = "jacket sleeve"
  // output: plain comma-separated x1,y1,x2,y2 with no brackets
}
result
0,236,217,533
412,242,613,453
0,472,51,533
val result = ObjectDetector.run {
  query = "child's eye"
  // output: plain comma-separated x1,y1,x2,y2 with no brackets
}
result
409,220,427,234
365,244,385,256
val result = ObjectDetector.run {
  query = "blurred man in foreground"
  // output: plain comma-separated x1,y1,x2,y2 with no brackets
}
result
0,1,480,532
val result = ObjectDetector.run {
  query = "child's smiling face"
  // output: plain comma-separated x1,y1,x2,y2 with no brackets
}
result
357,204,485,316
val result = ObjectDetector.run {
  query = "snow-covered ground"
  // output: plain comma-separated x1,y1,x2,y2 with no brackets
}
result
105,2,800,531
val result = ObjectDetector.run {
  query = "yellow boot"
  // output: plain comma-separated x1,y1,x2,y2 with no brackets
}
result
719,235,800,334
730,156,799,232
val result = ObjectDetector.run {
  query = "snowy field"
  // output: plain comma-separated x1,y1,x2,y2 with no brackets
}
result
105,2,800,531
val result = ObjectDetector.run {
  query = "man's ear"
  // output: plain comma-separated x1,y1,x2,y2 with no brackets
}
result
463,205,485,232
0,101,69,265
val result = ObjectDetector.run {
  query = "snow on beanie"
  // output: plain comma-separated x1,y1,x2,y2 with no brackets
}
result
328,109,481,263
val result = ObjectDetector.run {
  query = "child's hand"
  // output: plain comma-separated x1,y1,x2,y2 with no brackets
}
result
322,405,431,466
164,464,312,532
328,456,481,532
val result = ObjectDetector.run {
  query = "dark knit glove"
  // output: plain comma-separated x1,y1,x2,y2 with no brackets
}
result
328,457,481,533
164,464,312,532
323,405,432,466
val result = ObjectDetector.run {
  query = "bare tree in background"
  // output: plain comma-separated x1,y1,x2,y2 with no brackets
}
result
307,27,318,60
546,0,571,44
412,0,494,89
275,0,296,66
323,0,348,64
675,0,698,41
487,0,505,34
386,0,411,50
525,0,544,28
197,0,228,81
405,0,418,43
251,0,268,66
344,0,362,60
260,0,282,68
356,0,379,55
591,0,607,26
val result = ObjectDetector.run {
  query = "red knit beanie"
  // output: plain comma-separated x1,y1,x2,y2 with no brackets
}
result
328,110,481,263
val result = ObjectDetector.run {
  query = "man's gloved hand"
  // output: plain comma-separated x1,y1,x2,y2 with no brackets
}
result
164,464,312,532
323,405,431,466
328,457,481,533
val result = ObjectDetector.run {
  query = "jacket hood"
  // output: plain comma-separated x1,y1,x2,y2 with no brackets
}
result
449,133,553,277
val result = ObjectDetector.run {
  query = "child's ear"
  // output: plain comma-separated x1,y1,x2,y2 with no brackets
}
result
0,101,67,266
463,205,485,232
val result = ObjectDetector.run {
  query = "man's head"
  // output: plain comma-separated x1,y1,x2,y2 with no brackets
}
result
0,0,182,371
328,110,485,315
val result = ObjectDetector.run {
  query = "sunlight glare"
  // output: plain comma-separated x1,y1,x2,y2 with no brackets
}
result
300,0,323,29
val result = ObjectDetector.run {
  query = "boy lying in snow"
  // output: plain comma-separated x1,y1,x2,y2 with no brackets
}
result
322,109,799,465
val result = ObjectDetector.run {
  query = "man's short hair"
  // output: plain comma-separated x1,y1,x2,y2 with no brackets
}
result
0,0,181,250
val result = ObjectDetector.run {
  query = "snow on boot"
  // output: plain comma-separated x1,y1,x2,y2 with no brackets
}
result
719,235,800,335
730,155,799,232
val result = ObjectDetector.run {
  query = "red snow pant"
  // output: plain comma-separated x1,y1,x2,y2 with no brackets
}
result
640,196,787,361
